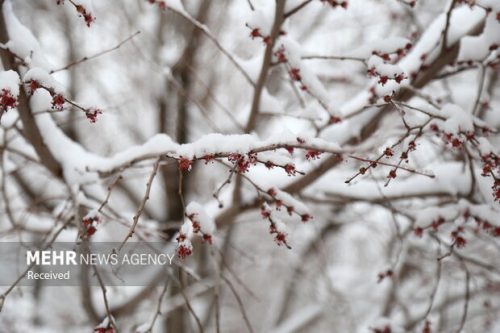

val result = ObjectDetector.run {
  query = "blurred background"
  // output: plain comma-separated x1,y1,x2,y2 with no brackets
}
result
0,0,499,332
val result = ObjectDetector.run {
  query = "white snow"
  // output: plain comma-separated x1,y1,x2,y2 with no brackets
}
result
87,131,342,174
24,67,66,94
458,14,500,61
2,0,51,68
185,201,216,235
440,103,475,134
0,70,20,95
367,55,406,81
271,187,310,215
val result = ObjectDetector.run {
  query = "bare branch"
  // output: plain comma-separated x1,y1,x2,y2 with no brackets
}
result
117,158,160,251
49,31,141,74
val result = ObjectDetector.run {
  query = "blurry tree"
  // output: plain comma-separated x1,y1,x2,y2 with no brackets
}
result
0,0,499,332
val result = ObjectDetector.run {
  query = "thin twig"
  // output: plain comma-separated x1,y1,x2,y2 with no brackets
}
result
471,63,486,115
285,0,313,18
93,265,120,333
117,158,160,251
50,31,141,74
0,133,17,227
97,174,123,213
346,154,435,181
178,170,186,213
179,272,205,333
169,7,255,87
455,260,470,333
143,280,169,333
245,0,286,132
222,273,255,333
301,55,367,63
422,240,443,319
247,0,255,11
213,166,236,208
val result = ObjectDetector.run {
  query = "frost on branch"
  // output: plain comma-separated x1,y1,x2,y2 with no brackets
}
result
413,200,500,249
427,104,499,201
24,67,102,123
439,103,474,135
267,187,311,221
87,131,342,176
185,201,215,244
175,220,193,259
259,187,312,248
260,203,291,249
368,56,407,87
175,202,216,259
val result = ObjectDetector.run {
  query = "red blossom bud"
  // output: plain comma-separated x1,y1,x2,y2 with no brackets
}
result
178,157,192,171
